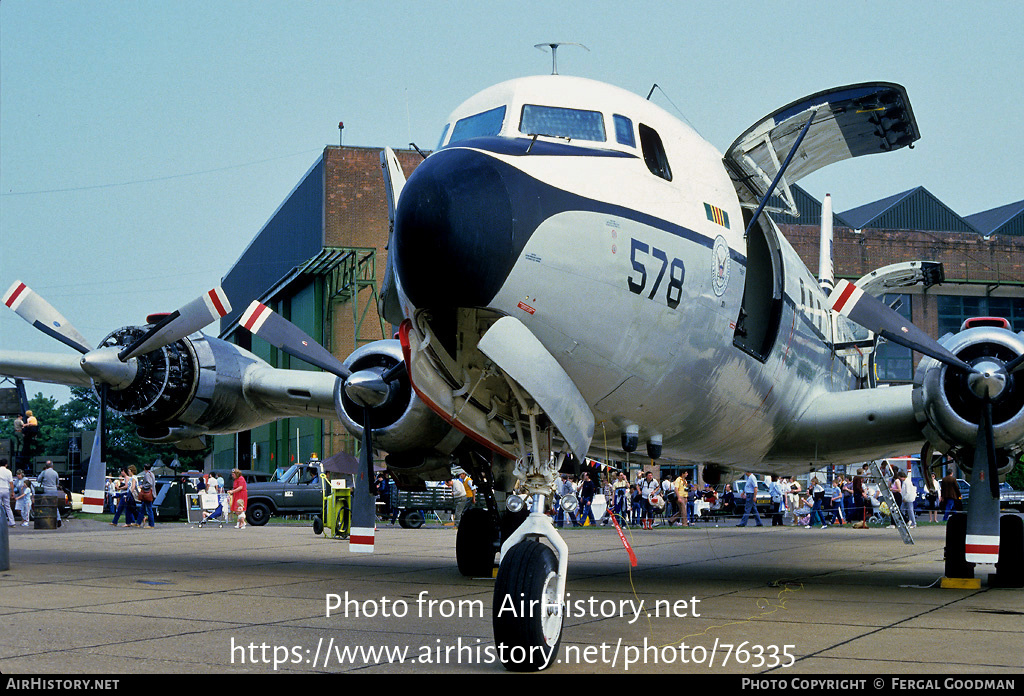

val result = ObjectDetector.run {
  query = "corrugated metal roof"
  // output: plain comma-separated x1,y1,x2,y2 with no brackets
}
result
965,200,1024,237
838,186,978,233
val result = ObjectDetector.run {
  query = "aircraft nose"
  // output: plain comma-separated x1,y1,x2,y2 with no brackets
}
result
393,148,517,310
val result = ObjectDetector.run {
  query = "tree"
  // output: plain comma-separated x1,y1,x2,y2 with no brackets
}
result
0,388,209,476
64,387,209,474
0,392,71,463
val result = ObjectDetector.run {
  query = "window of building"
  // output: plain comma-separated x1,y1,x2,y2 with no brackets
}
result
449,105,506,145
613,114,635,147
639,124,672,181
937,295,1024,336
875,293,913,382
520,104,606,142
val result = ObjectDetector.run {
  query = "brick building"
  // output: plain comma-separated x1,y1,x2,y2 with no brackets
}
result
210,145,1024,471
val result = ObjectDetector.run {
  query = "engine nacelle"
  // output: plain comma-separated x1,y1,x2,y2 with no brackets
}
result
913,325,1024,474
335,339,461,458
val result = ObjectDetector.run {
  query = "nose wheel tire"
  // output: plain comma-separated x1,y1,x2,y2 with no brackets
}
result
492,540,563,672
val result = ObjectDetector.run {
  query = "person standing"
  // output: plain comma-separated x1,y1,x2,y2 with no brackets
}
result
36,460,61,525
806,477,827,529
139,462,157,528
12,469,33,526
923,471,940,523
670,472,689,526
229,469,248,529
578,472,596,526
899,471,917,528
611,472,629,526
940,470,960,521
0,459,15,527
638,471,659,529
768,475,785,526
21,411,39,468
13,414,24,465
736,472,764,527
110,466,133,526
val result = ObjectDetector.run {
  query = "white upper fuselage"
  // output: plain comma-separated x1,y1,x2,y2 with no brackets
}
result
393,74,899,471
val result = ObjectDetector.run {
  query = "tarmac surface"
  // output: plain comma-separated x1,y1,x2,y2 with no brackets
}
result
2,515,1022,677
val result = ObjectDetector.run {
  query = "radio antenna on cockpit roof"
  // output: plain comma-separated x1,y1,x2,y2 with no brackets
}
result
534,42,589,75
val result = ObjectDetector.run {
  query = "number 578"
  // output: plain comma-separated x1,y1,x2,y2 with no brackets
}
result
627,238,684,309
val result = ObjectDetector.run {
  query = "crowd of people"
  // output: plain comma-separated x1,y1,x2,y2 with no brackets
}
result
503,465,963,531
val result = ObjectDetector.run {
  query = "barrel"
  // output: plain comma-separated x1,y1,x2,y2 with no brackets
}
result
34,495,61,530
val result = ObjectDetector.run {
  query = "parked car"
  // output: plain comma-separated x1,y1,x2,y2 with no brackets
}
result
1000,482,1024,512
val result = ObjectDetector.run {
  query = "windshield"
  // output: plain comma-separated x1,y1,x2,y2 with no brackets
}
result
520,104,606,142
449,105,506,145
271,464,300,484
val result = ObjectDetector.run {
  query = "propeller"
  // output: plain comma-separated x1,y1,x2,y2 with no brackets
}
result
4,280,231,509
829,279,1003,563
4,281,92,354
239,300,406,552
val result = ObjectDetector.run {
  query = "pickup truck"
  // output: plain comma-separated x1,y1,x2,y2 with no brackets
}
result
244,462,326,526
1000,482,1024,512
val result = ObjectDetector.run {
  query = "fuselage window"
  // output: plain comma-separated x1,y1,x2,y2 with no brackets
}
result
449,105,506,145
613,114,635,147
520,104,606,142
639,123,672,181
436,123,450,150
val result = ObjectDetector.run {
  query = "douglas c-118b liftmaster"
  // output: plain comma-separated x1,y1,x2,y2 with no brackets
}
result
4,53,1023,670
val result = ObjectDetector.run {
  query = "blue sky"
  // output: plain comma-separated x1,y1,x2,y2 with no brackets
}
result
2,0,1022,404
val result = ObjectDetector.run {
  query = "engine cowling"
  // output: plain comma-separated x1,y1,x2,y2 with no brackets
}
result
99,325,313,445
913,325,1024,474
334,339,461,458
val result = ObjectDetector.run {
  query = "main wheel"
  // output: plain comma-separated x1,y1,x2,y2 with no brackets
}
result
456,507,497,577
492,540,563,672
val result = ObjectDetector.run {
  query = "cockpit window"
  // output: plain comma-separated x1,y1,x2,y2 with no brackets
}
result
449,106,506,145
639,123,672,181
520,105,606,142
613,114,635,147
436,123,450,150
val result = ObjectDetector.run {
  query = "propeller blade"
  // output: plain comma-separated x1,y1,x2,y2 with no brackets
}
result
964,399,1001,564
81,385,108,514
239,301,350,379
349,409,377,553
3,280,92,354
829,280,974,373
1002,352,1024,374
118,288,231,362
